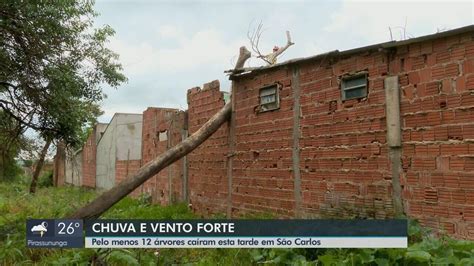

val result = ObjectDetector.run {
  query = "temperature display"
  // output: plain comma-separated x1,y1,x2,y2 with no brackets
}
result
58,221,82,235
26,219,84,248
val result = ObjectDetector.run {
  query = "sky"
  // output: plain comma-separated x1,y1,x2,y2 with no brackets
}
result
93,0,474,123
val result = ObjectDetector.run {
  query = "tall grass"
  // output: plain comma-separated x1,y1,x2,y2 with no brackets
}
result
1,181,473,265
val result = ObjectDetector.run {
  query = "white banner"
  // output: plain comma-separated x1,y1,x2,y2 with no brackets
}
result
85,236,407,248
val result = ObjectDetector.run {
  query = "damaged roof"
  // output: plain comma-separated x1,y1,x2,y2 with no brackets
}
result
227,24,474,79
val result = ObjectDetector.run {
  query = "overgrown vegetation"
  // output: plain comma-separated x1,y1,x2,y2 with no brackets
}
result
37,170,53,188
1,182,473,265
1,1,126,146
0,111,25,181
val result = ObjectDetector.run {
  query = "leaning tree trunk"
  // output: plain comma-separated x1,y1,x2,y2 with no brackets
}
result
30,138,52,194
68,47,250,219
68,101,232,219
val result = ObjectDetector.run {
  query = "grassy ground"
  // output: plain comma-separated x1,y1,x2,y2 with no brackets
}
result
1,179,473,265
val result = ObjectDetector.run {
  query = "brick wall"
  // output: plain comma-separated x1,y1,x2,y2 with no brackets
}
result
63,28,474,239
187,80,229,216
297,52,394,219
115,159,142,186
140,107,185,204
232,70,295,217
226,30,474,238
230,53,394,219
395,33,474,238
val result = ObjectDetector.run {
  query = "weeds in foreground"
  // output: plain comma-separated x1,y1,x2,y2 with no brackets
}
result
1,182,473,265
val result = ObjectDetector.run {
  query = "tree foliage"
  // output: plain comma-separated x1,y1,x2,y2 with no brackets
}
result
0,0,126,146
0,111,24,180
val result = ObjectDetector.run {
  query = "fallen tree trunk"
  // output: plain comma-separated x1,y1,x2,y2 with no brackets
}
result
68,101,232,219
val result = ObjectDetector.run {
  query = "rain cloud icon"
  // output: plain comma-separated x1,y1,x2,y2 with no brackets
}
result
31,222,48,237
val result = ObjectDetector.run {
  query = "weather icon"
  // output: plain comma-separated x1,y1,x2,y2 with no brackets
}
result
31,221,48,237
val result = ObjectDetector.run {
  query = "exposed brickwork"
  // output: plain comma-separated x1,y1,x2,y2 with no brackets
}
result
397,33,474,238
140,107,185,204
187,80,229,216
115,159,141,186
230,52,394,219
62,28,474,240
297,52,394,219
232,70,296,217
227,30,474,239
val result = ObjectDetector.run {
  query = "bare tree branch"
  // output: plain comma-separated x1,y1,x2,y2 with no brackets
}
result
247,20,272,65
247,21,295,66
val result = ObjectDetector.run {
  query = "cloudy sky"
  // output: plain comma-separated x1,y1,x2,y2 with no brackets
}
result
94,0,474,123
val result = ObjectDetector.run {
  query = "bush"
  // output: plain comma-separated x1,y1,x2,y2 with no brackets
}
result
38,170,53,188
0,158,22,182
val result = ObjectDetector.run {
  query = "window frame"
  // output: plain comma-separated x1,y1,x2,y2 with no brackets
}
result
258,84,280,113
340,73,368,101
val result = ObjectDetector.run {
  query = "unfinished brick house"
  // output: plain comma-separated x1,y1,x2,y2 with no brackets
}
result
56,25,474,239
148,25,474,239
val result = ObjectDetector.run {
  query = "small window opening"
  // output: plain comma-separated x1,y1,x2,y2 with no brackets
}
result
158,130,168,141
258,84,279,112
341,74,368,100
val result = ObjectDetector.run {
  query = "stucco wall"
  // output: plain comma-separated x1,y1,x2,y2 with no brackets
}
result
96,114,142,189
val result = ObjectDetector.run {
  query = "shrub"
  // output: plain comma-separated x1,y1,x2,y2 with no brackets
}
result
38,170,54,188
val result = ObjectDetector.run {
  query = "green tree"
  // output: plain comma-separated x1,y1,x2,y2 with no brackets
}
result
0,111,25,181
0,0,126,146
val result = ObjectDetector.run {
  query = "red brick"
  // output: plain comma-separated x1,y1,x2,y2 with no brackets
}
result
466,75,474,90
464,125,474,139
130,33,474,237
463,58,474,74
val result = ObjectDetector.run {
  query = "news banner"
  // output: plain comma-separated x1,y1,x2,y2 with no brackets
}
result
27,219,407,248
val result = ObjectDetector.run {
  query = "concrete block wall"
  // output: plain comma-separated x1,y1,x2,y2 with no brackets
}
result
187,80,229,216
395,33,474,238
